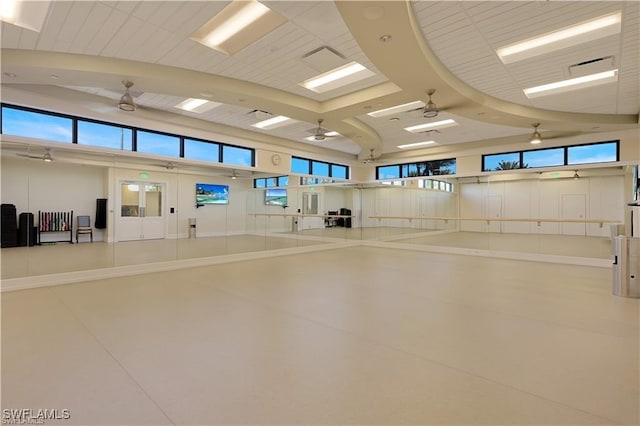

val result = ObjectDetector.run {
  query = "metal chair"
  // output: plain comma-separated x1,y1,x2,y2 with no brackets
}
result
76,215,93,243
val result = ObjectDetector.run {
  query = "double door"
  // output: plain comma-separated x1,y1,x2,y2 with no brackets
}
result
117,181,165,241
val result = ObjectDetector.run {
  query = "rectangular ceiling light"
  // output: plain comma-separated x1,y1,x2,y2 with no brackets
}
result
397,141,436,149
405,119,458,133
175,98,222,113
497,12,622,64
300,61,376,93
0,0,50,32
191,0,286,56
367,101,425,118
253,115,292,129
523,69,618,98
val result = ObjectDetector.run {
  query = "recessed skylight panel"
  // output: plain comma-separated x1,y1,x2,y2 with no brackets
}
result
523,69,618,98
368,101,425,118
191,0,286,56
497,12,622,63
404,119,458,133
300,62,376,93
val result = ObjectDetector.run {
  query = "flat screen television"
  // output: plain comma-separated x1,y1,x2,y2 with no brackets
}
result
265,188,287,206
196,183,229,205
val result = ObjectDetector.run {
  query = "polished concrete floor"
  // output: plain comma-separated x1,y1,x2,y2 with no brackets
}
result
2,246,637,425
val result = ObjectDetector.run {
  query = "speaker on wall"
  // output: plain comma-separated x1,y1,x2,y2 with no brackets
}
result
95,198,107,229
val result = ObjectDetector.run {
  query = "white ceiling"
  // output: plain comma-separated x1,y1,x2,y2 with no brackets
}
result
1,1,638,160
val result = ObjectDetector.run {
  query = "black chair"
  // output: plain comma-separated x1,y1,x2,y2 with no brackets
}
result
76,215,93,243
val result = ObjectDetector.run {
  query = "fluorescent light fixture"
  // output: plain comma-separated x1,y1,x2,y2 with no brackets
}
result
0,0,51,32
191,0,286,56
397,141,436,149
175,98,222,113
404,119,458,133
497,12,622,63
300,61,375,93
367,101,425,118
524,69,618,98
253,115,291,129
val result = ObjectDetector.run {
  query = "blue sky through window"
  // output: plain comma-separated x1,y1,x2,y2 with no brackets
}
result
2,107,73,143
184,139,219,163
78,121,132,150
568,143,617,165
222,145,252,166
136,131,180,157
523,148,564,168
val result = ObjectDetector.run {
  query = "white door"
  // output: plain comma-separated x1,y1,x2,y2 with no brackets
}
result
561,194,586,236
486,195,503,233
301,192,321,230
118,181,166,241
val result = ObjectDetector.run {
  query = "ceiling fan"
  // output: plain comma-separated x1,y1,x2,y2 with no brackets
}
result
361,148,377,164
526,123,581,144
405,89,441,118
223,169,252,179
422,89,439,118
308,119,338,141
16,148,54,162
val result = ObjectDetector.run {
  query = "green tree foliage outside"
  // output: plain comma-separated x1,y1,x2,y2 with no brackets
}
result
495,160,528,170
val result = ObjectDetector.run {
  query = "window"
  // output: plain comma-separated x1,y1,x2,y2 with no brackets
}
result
1,105,73,143
378,158,456,180
377,165,400,179
568,141,618,165
483,140,619,171
291,157,310,174
254,175,288,188
136,130,180,157
483,152,521,171
332,164,347,179
312,161,329,176
1,103,255,169
78,121,132,150
222,145,253,166
184,138,219,163
291,156,349,179
523,147,564,168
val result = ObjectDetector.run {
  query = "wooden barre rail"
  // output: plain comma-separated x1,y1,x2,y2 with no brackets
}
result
368,215,620,228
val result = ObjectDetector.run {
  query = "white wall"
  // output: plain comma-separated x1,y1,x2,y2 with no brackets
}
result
1,156,108,242
459,174,624,236
360,186,458,230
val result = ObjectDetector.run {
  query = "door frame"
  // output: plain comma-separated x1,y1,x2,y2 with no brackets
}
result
116,180,167,241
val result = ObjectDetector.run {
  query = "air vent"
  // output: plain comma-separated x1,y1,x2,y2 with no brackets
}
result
302,46,346,73
568,55,615,77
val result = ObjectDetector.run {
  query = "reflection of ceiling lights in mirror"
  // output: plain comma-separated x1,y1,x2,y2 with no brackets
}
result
175,98,222,113
0,0,50,32
367,101,425,117
300,62,375,93
252,115,292,129
524,69,618,98
190,0,286,56
497,12,622,63
404,119,457,133
397,141,436,149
